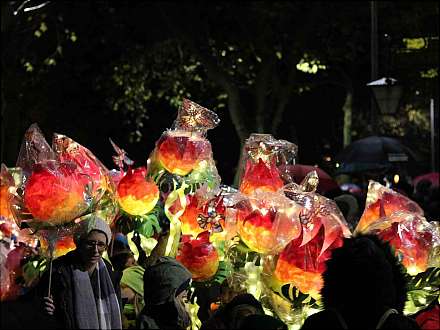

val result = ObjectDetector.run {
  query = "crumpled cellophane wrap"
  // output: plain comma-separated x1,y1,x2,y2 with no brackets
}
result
176,231,219,282
361,211,440,276
52,133,118,224
225,189,302,255
15,123,56,182
10,124,109,262
355,180,424,234
145,99,221,257
263,172,350,301
238,133,298,195
148,99,220,188
0,166,37,248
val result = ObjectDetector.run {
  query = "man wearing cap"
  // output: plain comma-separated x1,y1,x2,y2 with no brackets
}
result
38,216,122,329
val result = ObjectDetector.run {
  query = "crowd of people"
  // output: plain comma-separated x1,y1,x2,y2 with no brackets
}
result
1,171,439,330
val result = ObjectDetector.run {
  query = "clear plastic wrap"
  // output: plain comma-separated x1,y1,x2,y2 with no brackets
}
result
238,133,297,195
176,231,219,281
355,180,424,234
148,99,221,190
362,211,440,275
264,172,350,299
226,190,302,254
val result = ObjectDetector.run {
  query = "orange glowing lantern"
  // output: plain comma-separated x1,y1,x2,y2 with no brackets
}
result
24,162,90,224
0,185,13,221
272,224,345,298
156,131,211,176
40,235,76,258
117,167,159,216
53,134,111,198
239,158,284,195
270,180,351,298
180,195,205,237
356,181,423,233
176,231,219,281
234,192,301,254
363,212,438,276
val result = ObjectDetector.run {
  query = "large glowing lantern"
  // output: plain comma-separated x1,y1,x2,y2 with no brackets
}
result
156,131,212,176
356,181,423,233
239,158,284,195
234,192,301,254
180,195,205,237
40,235,76,258
176,231,219,281
363,211,439,276
24,162,89,224
117,167,159,216
53,134,111,198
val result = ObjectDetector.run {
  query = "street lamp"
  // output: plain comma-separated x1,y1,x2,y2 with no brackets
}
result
367,77,403,115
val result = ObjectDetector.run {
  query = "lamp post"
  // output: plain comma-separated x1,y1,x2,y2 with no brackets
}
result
367,77,403,116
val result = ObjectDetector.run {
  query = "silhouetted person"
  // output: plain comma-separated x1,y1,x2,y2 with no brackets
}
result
301,234,420,330
201,293,265,329
137,256,192,330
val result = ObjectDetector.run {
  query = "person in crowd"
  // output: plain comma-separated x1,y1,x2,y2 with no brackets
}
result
239,314,288,330
301,234,420,329
39,216,123,329
201,293,265,329
333,193,360,232
137,256,192,330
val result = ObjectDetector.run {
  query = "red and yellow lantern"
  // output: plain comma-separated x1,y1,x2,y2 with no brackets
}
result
356,181,423,233
177,231,219,281
239,158,284,195
117,167,159,216
24,162,89,224
156,132,211,176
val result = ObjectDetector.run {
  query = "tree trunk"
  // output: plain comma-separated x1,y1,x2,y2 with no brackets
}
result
342,91,353,147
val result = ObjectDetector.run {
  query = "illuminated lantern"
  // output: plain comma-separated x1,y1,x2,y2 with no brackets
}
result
239,158,284,195
356,181,423,233
272,224,345,299
180,195,205,237
0,185,13,221
237,134,297,196
24,162,89,224
156,131,212,176
234,193,301,254
176,231,219,281
270,180,351,299
40,235,76,258
117,167,159,216
53,134,111,198
363,212,437,276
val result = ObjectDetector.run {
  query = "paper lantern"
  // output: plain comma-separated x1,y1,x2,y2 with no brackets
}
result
356,181,423,233
117,167,159,216
176,231,219,281
24,162,89,224
156,131,212,176
239,158,284,195
234,192,301,254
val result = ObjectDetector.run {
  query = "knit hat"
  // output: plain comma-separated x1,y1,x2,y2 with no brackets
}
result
73,216,112,245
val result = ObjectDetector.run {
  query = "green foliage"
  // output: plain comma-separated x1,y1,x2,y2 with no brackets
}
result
405,267,440,315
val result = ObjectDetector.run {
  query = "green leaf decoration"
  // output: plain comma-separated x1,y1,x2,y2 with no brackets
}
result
405,267,440,315
212,260,233,284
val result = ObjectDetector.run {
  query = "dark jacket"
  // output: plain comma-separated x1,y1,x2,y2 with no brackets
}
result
137,256,192,330
36,250,122,329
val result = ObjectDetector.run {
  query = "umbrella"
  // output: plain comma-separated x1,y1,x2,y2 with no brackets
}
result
281,164,339,194
335,136,418,174
413,172,439,188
